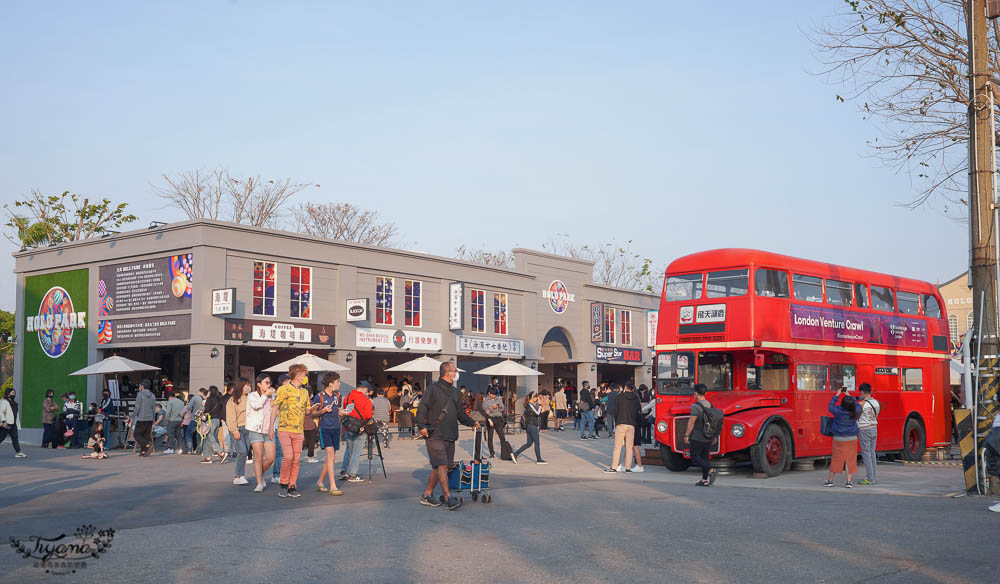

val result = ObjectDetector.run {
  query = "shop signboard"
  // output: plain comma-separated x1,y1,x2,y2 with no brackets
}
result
789,304,928,347
647,310,658,347
212,288,236,315
98,254,193,316
596,345,642,363
456,335,524,357
356,327,442,351
21,269,89,427
590,303,603,342
98,314,193,345
449,283,464,330
346,298,369,322
542,280,575,314
226,319,335,345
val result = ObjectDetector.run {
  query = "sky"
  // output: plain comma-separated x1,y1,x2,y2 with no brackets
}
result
0,1,969,313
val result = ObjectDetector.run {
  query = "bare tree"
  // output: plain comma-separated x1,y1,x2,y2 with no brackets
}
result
290,202,400,246
454,245,516,268
811,0,1000,214
157,168,316,227
543,234,660,292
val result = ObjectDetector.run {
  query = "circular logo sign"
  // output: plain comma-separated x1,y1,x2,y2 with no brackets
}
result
37,286,75,358
546,280,572,314
392,330,407,349
349,305,365,317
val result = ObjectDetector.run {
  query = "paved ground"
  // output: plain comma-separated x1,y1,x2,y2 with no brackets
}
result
1,429,997,584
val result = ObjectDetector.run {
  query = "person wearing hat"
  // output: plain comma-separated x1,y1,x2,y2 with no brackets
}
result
478,385,509,458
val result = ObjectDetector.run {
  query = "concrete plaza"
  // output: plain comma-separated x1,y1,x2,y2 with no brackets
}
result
0,429,996,584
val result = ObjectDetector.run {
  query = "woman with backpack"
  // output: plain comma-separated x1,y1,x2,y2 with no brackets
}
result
512,392,547,464
825,388,862,488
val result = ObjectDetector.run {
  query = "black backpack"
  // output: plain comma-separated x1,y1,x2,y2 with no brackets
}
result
697,401,724,440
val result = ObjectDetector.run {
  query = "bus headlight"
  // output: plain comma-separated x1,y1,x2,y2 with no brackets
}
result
731,423,745,438
657,420,669,434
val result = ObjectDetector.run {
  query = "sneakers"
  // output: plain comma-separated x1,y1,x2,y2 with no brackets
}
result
163,449,174,454
278,486,289,498
200,458,213,464
14,452,27,458
348,475,365,483
511,453,518,464
823,480,835,487
287,487,301,497
444,496,463,511
419,494,442,507
630,465,645,473
233,476,249,485
253,483,265,493
860,479,876,485
306,457,320,464
845,482,854,489
616,465,625,472
220,452,229,464
580,436,589,440
603,468,617,473
536,460,548,465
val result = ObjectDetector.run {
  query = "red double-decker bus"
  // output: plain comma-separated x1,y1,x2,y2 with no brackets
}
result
653,249,951,476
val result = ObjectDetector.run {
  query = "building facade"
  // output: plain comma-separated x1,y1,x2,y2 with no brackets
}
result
12,219,660,440
937,272,973,352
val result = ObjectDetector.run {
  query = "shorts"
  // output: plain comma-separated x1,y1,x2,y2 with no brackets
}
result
247,430,273,444
425,437,455,468
319,427,341,451
556,409,568,419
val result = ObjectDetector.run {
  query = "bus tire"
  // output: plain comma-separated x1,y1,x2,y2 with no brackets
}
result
659,443,691,472
751,424,789,477
901,417,926,461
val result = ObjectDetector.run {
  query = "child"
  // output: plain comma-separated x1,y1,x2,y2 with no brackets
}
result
83,421,108,459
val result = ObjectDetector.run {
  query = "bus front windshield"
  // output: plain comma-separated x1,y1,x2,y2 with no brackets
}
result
698,352,732,391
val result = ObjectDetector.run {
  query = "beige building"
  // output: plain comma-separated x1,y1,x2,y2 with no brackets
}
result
937,272,974,351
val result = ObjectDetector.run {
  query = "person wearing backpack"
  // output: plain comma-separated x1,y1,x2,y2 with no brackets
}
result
683,383,718,486
857,383,880,485
578,382,596,439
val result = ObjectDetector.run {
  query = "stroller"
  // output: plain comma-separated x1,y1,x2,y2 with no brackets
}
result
447,428,493,504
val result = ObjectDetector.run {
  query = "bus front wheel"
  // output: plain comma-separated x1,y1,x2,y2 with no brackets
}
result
659,443,691,472
751,424,789,477
901,418,926,461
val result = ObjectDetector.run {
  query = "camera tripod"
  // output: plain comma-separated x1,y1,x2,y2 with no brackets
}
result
365,432,387,481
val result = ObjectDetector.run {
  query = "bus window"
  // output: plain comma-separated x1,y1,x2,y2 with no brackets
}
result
897,291,920,315
830,364,856,392
761,364,790,391
854,283,869,308
746,365,761,390
665,274,703,302
656,351,694,395
698,352,732,391
706,269,749,298
871,286,894,312
793,274,823,303
796,364,828,390
902,368,923,391
755,268,789,298
826,279,853,306
922,294,942,318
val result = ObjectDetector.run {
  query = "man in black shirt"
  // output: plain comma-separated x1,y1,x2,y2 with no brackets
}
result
415,361,479,510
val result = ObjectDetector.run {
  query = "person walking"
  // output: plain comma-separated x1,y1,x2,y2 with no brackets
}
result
247,374,277,492
131,381,156,457
825,388,862,488
200,386,226,463
41,389,58,448
512,392,546,464
184,388,206,454
578,382,596,439
604,384,640,473
553,386,568,432
478,386,509,458
0,388,27,458
313,372,343,496
415,361,479,509
275,365,311,498
683,384,718,486
227,378,251,486
163,391,185,454
857,383,881,485
340,381,374,483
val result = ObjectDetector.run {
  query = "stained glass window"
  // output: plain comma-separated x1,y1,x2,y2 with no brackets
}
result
290,266,311,319
252,260,276,317
471,289,485,332
620,309,631,345
604,306,616,344
376,276,394,325
494,293,508,335
405,280,421,327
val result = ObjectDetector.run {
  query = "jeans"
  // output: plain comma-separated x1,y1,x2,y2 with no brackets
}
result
689,439,714,480
514,425,542,461
573,413,580,430
42,423,54,448
859,427,878,482
341,430,364,477
272,426,283,480
580,410,595,437
277,431,304,487
607,413,616,434
233,425,249,478
485,416,508,456
184,422,200,452
201,419,223,457
611,424,635,469
224,427,234,454
0,424,22,453
166,421,184,451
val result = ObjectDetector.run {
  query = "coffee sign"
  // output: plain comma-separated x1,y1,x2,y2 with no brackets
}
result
226,319,335,345
346,298,369,322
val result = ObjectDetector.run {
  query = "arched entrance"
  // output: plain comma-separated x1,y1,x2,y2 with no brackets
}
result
540,326,577,392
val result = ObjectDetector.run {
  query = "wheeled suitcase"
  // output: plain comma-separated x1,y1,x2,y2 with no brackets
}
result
446,428,493,503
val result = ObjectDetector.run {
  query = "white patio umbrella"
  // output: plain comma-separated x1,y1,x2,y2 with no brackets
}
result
385,355,465,373
70,356,160,376
263,352,350,373
473,360,542,377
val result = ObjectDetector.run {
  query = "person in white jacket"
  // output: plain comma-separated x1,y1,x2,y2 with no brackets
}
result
0,388,27,458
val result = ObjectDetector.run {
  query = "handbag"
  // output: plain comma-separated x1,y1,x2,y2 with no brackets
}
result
820,416,834,437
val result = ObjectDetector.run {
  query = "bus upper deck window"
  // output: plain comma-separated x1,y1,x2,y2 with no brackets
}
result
754,268,789,298
792,274,823,303
707,269,749,298
665,274,703,301
922,294,942,318
897,291,920,315
871,286,894,312
825,279,853,306
854,283,869,308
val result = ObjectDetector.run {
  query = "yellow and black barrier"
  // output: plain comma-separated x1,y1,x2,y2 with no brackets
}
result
954,408,978,493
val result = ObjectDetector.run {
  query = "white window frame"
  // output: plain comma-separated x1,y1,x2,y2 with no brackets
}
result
470,288,485,333
289,265,312,320
604,306,616,344
493,292,508,336
967,312,975,334
376,276,395,326
252,259,277,317
404,279,422,328
949,314,959,347
620,309,632,346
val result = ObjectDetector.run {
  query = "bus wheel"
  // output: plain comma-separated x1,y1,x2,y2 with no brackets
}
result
659,443,691,472
901,418,926,461
751,425,789,477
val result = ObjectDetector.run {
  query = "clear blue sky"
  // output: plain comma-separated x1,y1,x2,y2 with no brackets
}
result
1,1,967,313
